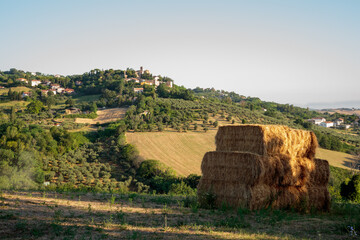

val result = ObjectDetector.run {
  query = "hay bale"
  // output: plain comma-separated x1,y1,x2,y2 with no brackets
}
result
271,185,330,211
248,184,277,210
215,125,317,159
308,158,330,186
200,151,266,186
197,178,251,208
198,178,330,211
201,151,314,187
197,125,329,212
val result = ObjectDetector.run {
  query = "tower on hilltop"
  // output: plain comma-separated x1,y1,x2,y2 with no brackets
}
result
140,66,143,77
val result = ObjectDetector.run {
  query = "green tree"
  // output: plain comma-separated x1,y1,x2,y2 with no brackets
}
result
341,175,360,202
65,98,75,107
27,100,44,114
90,102,98,113
45,96,56,110
10,106,16,122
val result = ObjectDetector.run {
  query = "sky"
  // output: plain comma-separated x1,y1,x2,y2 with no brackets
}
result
0,0,359,108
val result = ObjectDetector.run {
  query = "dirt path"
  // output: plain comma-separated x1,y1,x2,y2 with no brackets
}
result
75,107,128,124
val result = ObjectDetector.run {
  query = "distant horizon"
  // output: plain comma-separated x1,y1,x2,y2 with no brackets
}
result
1,1,359,108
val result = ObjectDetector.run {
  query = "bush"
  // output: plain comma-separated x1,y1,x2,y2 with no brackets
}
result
137,160,176,180
341,175,360,202
184,174,201,189
169,181,196,196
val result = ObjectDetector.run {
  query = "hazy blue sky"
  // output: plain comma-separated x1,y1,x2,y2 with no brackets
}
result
1,0,359,108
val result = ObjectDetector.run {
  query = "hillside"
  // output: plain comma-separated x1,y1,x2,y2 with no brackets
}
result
0,67,359,195
126,130,358,176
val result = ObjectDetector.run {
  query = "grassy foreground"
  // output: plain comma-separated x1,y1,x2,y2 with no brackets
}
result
0,191,359,240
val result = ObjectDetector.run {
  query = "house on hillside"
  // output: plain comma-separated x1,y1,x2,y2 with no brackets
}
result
43,80,51,86
17,78,28,83
75,81,83,86
308,117,326,125
64,88,75,94
334,118,344,126
22,92,31,98
154,76,160,86
141,79,154,86
41,89,56,96
31,80,41,87
65,107,81,114
338,124,351,130
51,84,61,89
165,81,173,88
320,121,334,128
0,86,4,89
41,90,49,96
57,87,65,94
127,78,140,83
134,88,143,93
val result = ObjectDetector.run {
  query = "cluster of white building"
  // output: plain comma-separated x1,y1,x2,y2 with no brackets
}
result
17,78,75,97
308,117,351,129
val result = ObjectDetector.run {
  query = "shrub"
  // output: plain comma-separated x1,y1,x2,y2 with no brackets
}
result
341,175,360,202
169,181,196,196
137,160,176,180
184,174,201,189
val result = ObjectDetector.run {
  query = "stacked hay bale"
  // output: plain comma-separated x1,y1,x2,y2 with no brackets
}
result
198,125,330,211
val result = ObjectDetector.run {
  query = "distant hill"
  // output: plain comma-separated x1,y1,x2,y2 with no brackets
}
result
126,130,358,176
317,108,360,116
306,100,360,109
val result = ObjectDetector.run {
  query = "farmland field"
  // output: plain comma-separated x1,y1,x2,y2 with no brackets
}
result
0,86,31,95
0,191,358,240
75,107,128,125
0,100,29,108
126,131,358,176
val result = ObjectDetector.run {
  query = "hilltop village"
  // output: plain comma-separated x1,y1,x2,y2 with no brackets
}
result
1,67,173,100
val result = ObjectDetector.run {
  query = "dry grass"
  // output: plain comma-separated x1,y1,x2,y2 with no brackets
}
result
0,100,29,108
316,148,358,170
75,107,128,125
0,86,31,95
0,191,355,240
126,131,217,176
126,131,355,176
